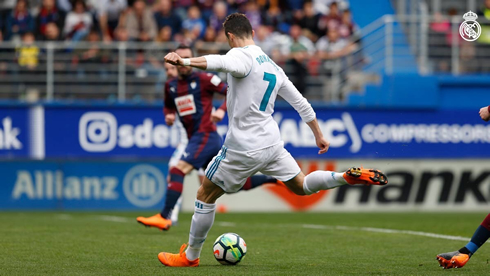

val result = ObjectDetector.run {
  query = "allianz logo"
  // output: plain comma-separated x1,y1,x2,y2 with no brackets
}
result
79,112,181,152
11,164,166,208
0,117,22,150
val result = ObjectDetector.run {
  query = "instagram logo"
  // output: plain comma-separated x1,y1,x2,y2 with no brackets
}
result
79,112,117,152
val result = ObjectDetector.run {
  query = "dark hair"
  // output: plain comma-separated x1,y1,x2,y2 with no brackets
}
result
223,13,253,39
175,44,194,57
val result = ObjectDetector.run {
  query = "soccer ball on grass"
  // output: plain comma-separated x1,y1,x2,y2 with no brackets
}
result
213,233,247,265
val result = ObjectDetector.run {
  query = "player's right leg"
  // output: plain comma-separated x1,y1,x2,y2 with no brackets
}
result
261,146,387,196
436,213,490,269
158,176,225,267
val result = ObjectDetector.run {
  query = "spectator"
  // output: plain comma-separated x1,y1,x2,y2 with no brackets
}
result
0,0,16,23
299,0,321,41
262,5,289,30
63,0,92,41
287,0,304,11
209,1,227,33
195,26,223,55
97,0,127,42
114,26,130,42
122,0,157,41
155,25,172,42
478,0,490,20
16,32,39,69
6,0,35,41
36,0,63,40
56,0,72,14
73,30,110,71
43,22,60,40
338,9,357,39
318,1,341,34
154,0,181,37
313,0,337,15
254,24,277,55
285,24,314,93
196,0,214,19
316,27,353,59
182,5,206,39
244,1,261,30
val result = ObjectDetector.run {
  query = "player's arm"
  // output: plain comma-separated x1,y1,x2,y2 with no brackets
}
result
164,49,252,78
480,105,490,122
278,79,330,154
163,82,177,126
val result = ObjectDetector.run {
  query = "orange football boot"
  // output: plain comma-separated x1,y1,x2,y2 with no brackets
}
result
136,214,171,231
158,243,200,267
343,167,388,185
436,251,470,269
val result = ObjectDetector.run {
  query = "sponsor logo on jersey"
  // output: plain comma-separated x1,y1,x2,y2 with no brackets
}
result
175,94,197,116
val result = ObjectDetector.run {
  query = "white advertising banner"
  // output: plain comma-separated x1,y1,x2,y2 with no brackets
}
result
182,159,490,212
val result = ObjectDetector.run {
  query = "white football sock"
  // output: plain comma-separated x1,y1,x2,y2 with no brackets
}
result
303,171,347,195
185,199,216,261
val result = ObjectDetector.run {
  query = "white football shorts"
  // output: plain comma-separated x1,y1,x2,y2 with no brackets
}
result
205,142,301,193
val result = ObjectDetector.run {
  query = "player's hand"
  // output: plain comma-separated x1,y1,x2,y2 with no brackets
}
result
211,109,225,123
165,113,176,126
316,136,330,154
164,52,184,66
479,106,490,121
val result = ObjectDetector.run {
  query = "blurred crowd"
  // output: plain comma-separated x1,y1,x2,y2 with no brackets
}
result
0,0,360,98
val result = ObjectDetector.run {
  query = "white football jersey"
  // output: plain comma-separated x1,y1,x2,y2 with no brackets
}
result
205,45,315,152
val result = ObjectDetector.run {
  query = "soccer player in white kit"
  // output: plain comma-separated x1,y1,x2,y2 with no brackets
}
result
158,13,388,267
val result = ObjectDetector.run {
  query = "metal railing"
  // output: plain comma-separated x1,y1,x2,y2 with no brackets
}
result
1,13,488,103
0,41,339,102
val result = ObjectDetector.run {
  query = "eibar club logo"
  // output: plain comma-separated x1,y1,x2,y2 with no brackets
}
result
460,11,481,42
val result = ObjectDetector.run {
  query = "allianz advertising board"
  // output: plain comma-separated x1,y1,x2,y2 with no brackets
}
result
43,106,490,158
0,161,168,209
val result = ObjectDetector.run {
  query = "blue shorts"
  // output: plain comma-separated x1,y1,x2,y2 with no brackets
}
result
181,131,222,170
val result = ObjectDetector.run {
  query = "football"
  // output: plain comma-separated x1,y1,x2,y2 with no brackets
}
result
213,233,247,265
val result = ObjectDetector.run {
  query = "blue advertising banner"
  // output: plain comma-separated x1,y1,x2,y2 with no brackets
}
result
43,105,490,158
0,161,168,210
0,107,30,158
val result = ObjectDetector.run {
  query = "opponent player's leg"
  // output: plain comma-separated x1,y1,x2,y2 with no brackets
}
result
436,213,490,269
136,160,193,230
136,140,188,229
239,175,279,191
158,176,225,267
170,169,205,226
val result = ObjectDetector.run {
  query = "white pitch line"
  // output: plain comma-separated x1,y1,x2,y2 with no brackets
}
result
55,214,73,220
97,215,132,223
216,222,237,227
301,224,471,242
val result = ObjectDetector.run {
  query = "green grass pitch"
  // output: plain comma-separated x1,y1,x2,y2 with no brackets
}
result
1,212,489,275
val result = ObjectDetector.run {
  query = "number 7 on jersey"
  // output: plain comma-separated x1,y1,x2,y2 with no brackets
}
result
259,72,276,111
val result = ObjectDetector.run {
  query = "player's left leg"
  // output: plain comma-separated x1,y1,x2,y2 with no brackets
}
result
158,176,225,267
436,213,490,269
158,145,259,266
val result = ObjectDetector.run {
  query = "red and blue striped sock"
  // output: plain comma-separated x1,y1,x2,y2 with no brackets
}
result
240,175,277,191
160,167,186,219
460,213,490,256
